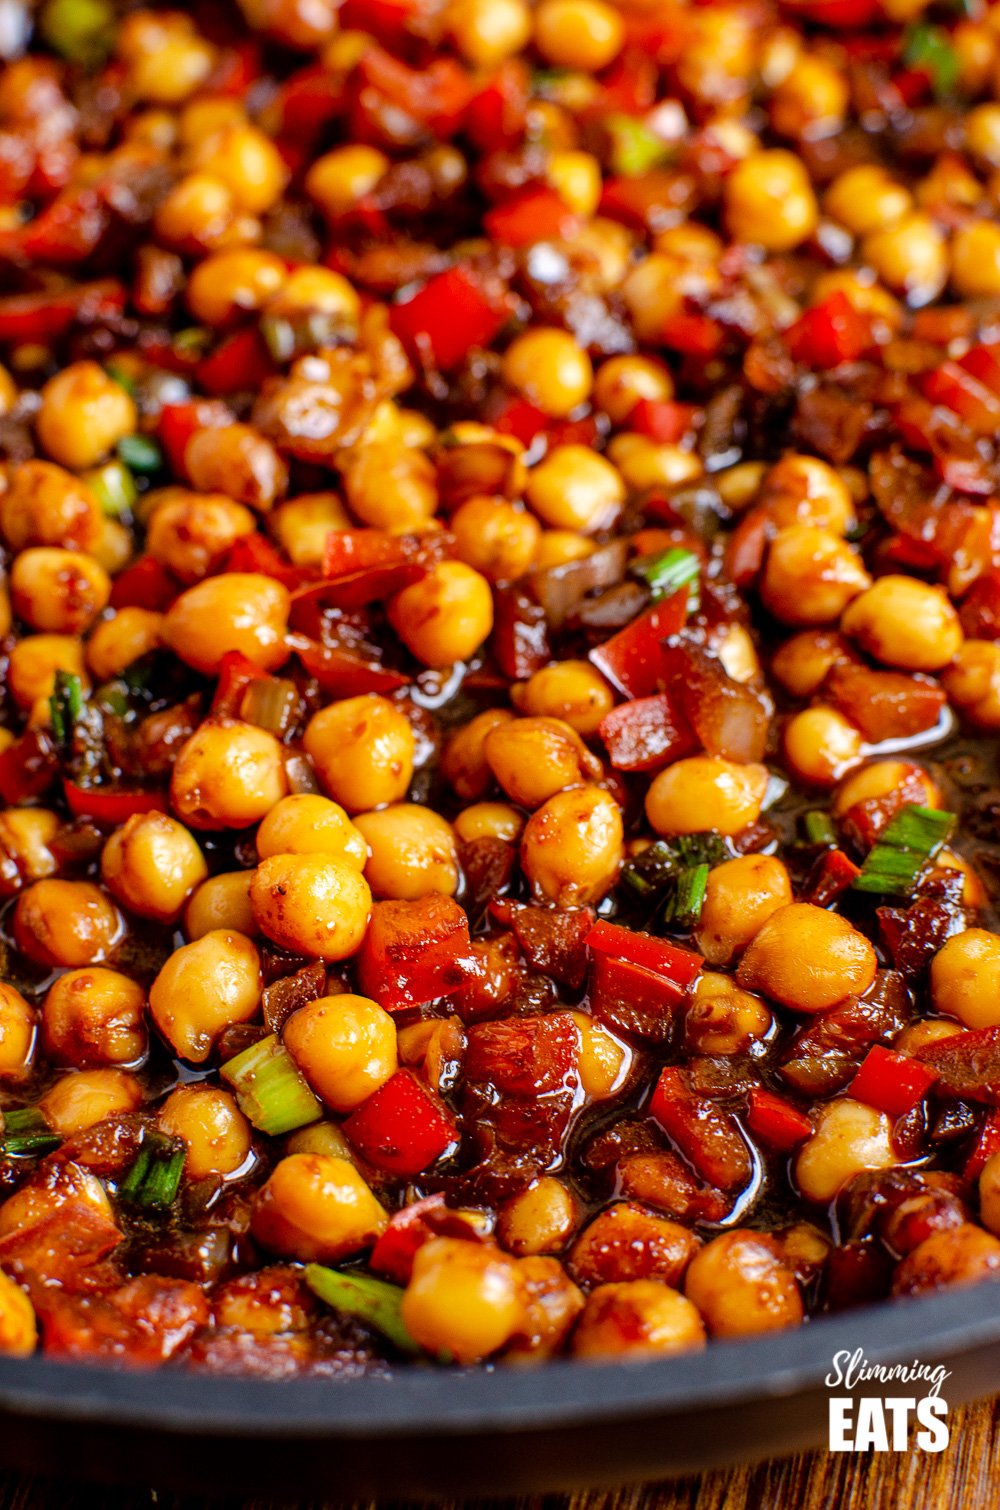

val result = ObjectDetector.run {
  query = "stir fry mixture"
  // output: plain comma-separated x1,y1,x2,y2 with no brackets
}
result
4,0,1000,1377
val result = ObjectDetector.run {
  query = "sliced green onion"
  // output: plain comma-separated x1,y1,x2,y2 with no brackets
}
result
663,862,709,928
240,677,300,736
105,363,136,396
304,1264,420,1355
852,804,956,897
118,1134,186,1210
86,459,138,517
49,669,83,750
117,434,164,475
903,23,959,99
606,114,670,178
173,327,211,358
634,546,700,607
2,1106,61,1157
40,0,115,64
221,1033,322,1136
804,810,837,847
670,833,730,869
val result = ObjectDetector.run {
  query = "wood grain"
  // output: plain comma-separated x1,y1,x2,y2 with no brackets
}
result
0,1396,996,1510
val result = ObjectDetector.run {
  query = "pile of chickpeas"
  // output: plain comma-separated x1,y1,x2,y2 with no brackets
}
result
3,0,1000,1372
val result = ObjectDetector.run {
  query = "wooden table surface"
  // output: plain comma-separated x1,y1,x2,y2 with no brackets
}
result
0,1394,995,1510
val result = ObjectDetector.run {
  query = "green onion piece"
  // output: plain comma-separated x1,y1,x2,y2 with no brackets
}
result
606,114,670,178
49,669,83,750
173,327,211,358
903,22,959,98
40,0,115,64
671,832,730,869
240,677,300,736
663,862,709,928
118,1135,186,1210
221,1033,322,1136
804,810,837,847
105,363,136,396
2,1106,61,1157
117,434,164,475
852,804,956,897
634,546,700,608
87,460,138,517
304,1264,421,1356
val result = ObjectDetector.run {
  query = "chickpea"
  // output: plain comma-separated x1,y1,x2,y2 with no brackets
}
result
502,330,592,419
546,149,602,217
512,661,614,738
950,221,1000,298
402,1237,526,1363
342,444,437,532
833,758,941,819
87,608,163,681
40,1067,143,1135
149,929,261,1063
187,248,286,327
154,173,238,253
354,805,458,901
453,802,523,844
440,708,513,801
8,634,88,710
525,447,624,534
862,213,947,302
186,123,287,216
761,525,871,626
783,706,864,789
724,150,818,251
10,549,110,635
0,461,101,555
646,756,769,838
930,929,1000,1030
387,561,494,668
250,853,371,960
572,1281,706,1359
0,1270,36,1357
0,808,59,897
171,720,288,831
93,517,133,578
146,492,255,583
117,11,216,102
841,576,962,672
894,1020,962,1056
772,629,851,700
737,903,876,1013
568,1010,631,1098
162,573,290,676
684,1232,803,1337
534,0,623,70
100,812,207,925
894,1223,1000,1297
696,854,793,966
497,1178,579,1258
684,973,772,1056
966,102,1000,166
824,165,912,237
485,716,599,809
257,794,367,869
283,994,397,1113
795,1097,896,1204
0,366,17,418
718,624,762,685
42,968,146,1067
979,1153,1000,1237
270,493,351,567
533,531,595,570
158,1084,252,1179
450,497,540,585
607,435,702,493
185,870,255,939
592,355,673,427
521,784,623,906
35,362,136,471
446,0,530,65
305,145,389,219
0,984,36,1079
761,455,855,536
251,1153,387,1263
304,695,415,813
265,267,361,333
943,640,1000,728
771,54,848,138
13,880,123,969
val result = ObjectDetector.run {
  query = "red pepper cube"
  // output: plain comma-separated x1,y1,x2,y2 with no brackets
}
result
587,918,702,989
62,780,167,824
628,398,697,445
786,291,871,369
211,650,274,720
599,692,696,773
483,187,579,247
922,361,1000,438
745,1087,813,1153
108,555,178,612
356,896,478,1013
588,591,689,698
196,327,274,397
389,266,511,372
369,1193,448,1284
158,399,232,477
964,1110,1000,1181
648,1067,753,1192
849,1045,938,1119
343,1070,458,1178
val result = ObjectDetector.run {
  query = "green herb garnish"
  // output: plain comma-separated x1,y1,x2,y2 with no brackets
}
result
40,0,115,65
606,114,670,178
903,23,959,99
634,546,700,608
852,804,955,897
49,669,83,751
662,862,710,928
87,459,138,517
118,1134,186,1210
2,1107,61,1157
803,810,837,847
117,434,164,475
304,1265,420,1355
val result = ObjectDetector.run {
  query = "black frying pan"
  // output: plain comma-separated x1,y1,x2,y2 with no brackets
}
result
0,1282,998,1496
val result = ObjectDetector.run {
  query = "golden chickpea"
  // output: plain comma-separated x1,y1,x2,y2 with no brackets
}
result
824,165,912,237
251,1153,387,1263
100,812,207,924
761,455,855,536
930,929,1000,1030
979,1153,1000,1238
534,0,623,69
572,1281,706,1359
607,435,703,493
568,1010,631,1098
737,903,876,1013
533,531,595,570
795,1097,896,1204
146,492,255,583
841,576,962,671
0,461,101,554
162,573,289,675
35,362,136,471
117,11,216,102
283,994,397,1113
833,758,940,818
171,720,288,830
942,640,1000,728
0,365,17,418
497,1178,579,1257
10,548,110,635
440,708,513,801
0,984,36,1080
354,805,458,901
184,871,255,939
0,809,59,898
13,880,123,970
387,561,494,669
771,54,848,139
646,756,769,838
685,1232,803,1338
342,444,437,532
7,634,88,710
257,794,367,869
87,608,163,681
966,102,1000,166
186,123,287,216
40,1067,143,1135
154,172,238,252
502,330,592,419
761,525,871,626
524,447,624,534
304,695,414,813
592,355,674,426
42,968,146,1067
783,706,864,789
685,973,772,1057
158,1084,252,1179
149,929,261,1063
512,661,614,738
521,783,623,906
187,248,286,326
251,852,371,960
725,150,818,251
453,802,523,844
305,145,389,219
93,517,133,578
450,497,540,585
546,149,602,217
950,221,1000,298
862,213,947,301
895,1222,1000,1297
446,0,531,65
402,1237,526,1363
270,493,351,567
696,854,793,966
0,1270,36,1357
771,630,850,699
485,716,599,809
620,254,689,341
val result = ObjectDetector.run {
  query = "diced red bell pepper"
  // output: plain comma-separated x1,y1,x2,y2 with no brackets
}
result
369,1194,467,1284
648,1067,753,1191
225,533,307,590
341,0,427,40
745,1087,813,1152
921,361,1000,438
271,64,345,141
599,691,696,772
62,780,168,823
108,555,179,612
357,896,478,1012
0,278,125,345
0,728,58,804
359,47,472,135
3,186,106,264
587,919,702,993
628,399,697,444
802,848,861,908
782,0,879,26
158,400,233,477
724,505,770,589
483,187,579,247
211,650,273,719
390,266,511,372
294,640,410,697
597,49,658,114
323,530,415,577
490,395,548,447
343,1070,458,1177
964,1111,1000,1180
464,60,529,153
958,344,1000,396
849,1045,938,1119
660,310,724,358
786,292,871,369
196,327,274,397
588,590,688,698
